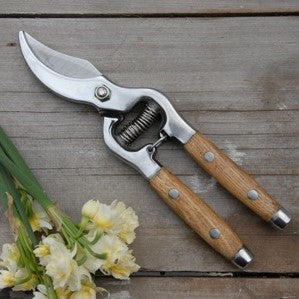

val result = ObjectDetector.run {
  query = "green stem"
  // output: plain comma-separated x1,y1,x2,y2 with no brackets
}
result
0,128,41,188
0,163,38,246
0,146,53,210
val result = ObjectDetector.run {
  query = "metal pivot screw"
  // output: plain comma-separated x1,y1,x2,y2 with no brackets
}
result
204,151,215,162
95,85,110,101
247,189,259,200
209,228,221,239
168,188,180,199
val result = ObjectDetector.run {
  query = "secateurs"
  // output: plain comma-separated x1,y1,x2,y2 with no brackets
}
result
18,31,291,269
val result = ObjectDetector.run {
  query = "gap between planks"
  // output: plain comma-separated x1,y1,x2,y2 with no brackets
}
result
123,270,299,278
0,12,299,18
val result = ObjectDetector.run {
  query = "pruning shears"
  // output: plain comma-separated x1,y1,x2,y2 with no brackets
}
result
18,31,291,268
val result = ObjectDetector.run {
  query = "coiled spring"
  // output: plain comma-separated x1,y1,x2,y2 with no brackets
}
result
118,102,160,145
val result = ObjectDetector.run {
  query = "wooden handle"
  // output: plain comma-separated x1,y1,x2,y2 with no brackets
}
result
184,132,281,222
150,168,244,261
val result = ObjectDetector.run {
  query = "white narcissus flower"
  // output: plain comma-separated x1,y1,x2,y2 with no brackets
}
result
0,269,15,289
87,200,139,244
55,287,71,298
13,268,38,291
33,284,47,299
84,234,140,279
69,281,97,299
81,199,100,219
0,243,20,272
29,200,53,232
111,201,139,244
34,234,64,266
43,241,91,292
45,243,77,290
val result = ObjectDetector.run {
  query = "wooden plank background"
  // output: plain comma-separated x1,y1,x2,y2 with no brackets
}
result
1,0,299,14
0,3,298,298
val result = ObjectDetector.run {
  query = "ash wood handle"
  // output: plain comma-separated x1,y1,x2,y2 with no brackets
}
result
150,168,248,264
184,132,283,223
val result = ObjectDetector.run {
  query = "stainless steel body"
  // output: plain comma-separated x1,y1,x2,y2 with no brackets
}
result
19,31,196,179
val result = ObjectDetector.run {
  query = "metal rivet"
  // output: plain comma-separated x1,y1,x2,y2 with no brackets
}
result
168,188,179,199
209,228,221,239
247,189,259,200
95,85,110,101
204,151,215,162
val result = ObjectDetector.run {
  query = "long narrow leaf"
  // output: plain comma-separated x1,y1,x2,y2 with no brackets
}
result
0,146,52,210
0,127,41,187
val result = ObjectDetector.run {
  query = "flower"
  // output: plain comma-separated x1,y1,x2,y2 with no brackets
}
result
33,284,47,299
111,201,139,244
0,243,20,272
29,200,53,232
86,201,139,244
84,234,140,279
13,269,38,291
0,270,15,288
82,200,100,219
34,234,64,266
40,239,90,292
69,281,97,299
45,243,77,290
56,286,71,298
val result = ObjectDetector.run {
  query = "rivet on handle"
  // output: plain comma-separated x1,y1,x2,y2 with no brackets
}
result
204,151,215,162
247,189,259,200
209,228,221,239
168,188,180,199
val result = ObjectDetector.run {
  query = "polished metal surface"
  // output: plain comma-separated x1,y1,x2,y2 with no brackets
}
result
232,247,253,269
270,208,291,229
19,32,102,79
247,189,259,200
168,188,180,199
204,152,215,162
103,117,161,180
19,31,195,144
209,228,221,239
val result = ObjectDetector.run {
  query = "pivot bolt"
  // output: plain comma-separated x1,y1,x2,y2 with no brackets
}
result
95,85,111,101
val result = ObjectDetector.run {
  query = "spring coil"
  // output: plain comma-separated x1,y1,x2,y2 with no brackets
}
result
118,102,160,145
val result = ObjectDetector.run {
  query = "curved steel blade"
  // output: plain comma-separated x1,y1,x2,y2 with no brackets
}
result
19,31,101,79
18,31,110,108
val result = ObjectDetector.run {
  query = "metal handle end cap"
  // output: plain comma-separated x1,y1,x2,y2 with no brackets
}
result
232,247,253,269
270,208,292,229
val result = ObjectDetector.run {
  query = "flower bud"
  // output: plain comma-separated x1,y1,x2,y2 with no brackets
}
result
81,200,100,219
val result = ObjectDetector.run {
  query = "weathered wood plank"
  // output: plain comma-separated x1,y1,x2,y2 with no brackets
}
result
1,18,298,95
7,277,299,299
0,137,297,175
1,0,299,15
0,17,298,273
1,110,298,138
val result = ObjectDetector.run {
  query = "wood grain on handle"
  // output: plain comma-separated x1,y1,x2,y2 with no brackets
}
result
184,132,280,221
150,168,243,260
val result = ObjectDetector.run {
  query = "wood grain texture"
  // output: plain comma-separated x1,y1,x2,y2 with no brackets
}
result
7,277,299,299
0,17,298,274
185,132,281,221
1,0,299,15
150,168,244,261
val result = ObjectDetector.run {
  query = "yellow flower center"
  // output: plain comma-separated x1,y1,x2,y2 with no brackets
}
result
3,273,14,286
94,216,113,230
34,244,50,257
29,214,40,230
